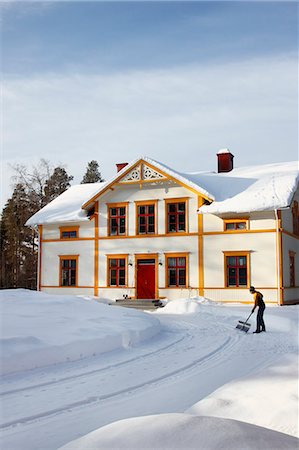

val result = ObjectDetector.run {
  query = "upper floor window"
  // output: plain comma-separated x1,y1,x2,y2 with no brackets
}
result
166,254,188,287
136,201,156,235
292,201,299,236
108,203,127,236
60,256,78,286
165,199,188,233
108,257,127,286
224,252,249,287
60,227,79,239
224,219,248,231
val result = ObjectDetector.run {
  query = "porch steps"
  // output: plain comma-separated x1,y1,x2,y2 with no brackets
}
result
112,299,162,311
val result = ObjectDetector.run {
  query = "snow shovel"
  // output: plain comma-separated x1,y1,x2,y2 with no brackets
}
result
236,312,253,333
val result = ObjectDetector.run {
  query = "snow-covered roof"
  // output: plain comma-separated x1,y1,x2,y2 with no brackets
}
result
197,161,299,215
26,157,299,226
26,183,107,226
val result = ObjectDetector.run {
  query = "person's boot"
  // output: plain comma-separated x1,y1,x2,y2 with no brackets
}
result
253,331,260,333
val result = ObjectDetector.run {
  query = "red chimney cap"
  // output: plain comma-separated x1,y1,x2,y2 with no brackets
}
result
217,149,234,173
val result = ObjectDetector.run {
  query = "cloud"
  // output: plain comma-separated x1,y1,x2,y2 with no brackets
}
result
1,54,298,210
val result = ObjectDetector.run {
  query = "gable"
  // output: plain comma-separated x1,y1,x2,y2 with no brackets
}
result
82,157,214,209
119,162,167,184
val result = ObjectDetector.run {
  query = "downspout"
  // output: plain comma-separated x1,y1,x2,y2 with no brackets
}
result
274,209,282,306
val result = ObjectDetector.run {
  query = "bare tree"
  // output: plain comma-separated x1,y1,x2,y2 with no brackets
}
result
10,159,53,208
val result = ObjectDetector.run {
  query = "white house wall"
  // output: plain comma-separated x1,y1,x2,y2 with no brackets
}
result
41,241,94,287
97,235,198,286
97,183,199,236
202,211,276,233
203,231,278,303
43,222,94,240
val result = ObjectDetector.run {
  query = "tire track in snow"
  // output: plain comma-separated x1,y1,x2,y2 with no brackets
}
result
0,330,188,397
0,333,237,431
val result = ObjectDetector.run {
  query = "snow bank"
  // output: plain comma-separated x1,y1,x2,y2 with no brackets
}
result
156,297,203,314
0,290,161,375
59,413,299,450
186,353,299,438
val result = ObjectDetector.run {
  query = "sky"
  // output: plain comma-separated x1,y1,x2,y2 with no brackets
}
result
1,1,298,211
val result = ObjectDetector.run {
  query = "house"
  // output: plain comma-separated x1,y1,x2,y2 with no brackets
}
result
26,151,299,305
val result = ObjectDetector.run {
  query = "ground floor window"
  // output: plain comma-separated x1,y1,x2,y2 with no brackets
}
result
108,256,127,287
224,252,249,287
166,254,188,287
60,256,78,286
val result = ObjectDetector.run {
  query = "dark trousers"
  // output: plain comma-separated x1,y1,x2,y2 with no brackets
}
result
256,306,266,332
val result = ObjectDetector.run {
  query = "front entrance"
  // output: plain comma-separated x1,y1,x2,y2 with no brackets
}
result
136,259,156,299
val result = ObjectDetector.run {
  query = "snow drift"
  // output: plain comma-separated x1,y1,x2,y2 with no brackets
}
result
0,290,161,375
59,413,299,450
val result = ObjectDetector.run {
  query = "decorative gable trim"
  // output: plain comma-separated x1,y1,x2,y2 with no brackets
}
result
119,162,167,183
143,164,166,181
82,158,213,209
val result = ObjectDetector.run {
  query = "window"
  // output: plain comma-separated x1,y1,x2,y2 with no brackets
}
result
60,256,78,286
292,201,299,236
165,199,188,233
289,252,295,287
224,252,249,287
108,203,127,236
108,257,127,286
60,227,79,239
166,254,188,287
136,201,156,234
224,220,248,231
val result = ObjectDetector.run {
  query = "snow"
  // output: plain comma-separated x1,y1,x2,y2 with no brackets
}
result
0,290,298,450
25,182,107,226
217,148,231,154
198,161,299,214
59,414,298,450
25,157,298,226
157,297,202,314
186,353,299,438
0,289,161,375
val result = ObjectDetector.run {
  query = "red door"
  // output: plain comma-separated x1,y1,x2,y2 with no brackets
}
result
137,259,156,299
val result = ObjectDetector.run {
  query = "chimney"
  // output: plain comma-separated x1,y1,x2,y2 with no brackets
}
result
116,162,128,173
217,149,234,173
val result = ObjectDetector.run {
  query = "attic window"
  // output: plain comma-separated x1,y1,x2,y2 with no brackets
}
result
224,219,248,231
60,227,79,239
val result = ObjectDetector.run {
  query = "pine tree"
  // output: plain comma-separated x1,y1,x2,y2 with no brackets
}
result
44,167,74,203
81,160,104,184
1,184,38,289
3,161,74,289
